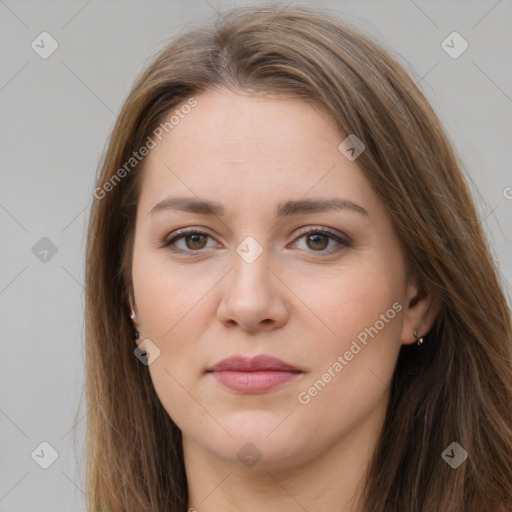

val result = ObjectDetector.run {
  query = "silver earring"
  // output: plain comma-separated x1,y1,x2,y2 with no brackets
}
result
414,329,424,346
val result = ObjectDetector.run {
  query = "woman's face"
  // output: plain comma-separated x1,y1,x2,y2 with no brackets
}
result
130,88,426,470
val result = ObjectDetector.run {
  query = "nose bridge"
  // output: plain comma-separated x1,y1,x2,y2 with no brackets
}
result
229,238,274,303
216,236,289,330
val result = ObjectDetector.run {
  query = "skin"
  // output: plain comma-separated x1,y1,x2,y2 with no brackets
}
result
129,88,439,511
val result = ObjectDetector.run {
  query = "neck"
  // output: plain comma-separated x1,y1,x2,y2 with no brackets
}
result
184,394,388,512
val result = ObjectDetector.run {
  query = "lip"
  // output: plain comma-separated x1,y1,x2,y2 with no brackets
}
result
207,355,303,393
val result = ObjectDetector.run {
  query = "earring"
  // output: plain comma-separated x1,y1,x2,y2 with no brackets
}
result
130,310,139,340
413,329,424,346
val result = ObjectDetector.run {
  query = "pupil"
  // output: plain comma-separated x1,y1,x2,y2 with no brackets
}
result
308,233,327,250
188,234,206,249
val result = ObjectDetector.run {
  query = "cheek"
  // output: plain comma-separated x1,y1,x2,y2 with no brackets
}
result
133,261,215,431
296,265,404,404
132,247,214,342
297,262,403,347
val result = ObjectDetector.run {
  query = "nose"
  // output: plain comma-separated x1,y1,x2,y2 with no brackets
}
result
216,250,290,332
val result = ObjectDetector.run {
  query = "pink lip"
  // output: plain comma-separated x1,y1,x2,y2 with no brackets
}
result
207,355,302,393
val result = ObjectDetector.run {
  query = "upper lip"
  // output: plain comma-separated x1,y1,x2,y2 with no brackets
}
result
207,355,302,373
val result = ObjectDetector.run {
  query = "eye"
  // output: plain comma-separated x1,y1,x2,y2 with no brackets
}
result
289,227,351,254
161,226,351,255
161,229,217,253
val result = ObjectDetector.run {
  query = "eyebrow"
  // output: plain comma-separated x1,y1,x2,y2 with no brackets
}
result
149,196,368,218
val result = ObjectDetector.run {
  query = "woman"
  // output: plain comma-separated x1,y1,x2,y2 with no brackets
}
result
83,4,512,511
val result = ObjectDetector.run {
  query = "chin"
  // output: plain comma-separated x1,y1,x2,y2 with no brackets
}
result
196,418,310,469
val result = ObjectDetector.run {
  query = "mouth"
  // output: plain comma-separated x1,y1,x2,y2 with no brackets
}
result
206,354,303,393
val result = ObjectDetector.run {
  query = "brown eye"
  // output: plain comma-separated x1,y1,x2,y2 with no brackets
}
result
291,228,351,254
162,230,215,253
184,233,208,250
305,233,329,251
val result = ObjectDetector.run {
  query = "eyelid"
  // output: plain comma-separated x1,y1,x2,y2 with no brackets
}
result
160,227,218,250
286,227,352,256
291,225,352,247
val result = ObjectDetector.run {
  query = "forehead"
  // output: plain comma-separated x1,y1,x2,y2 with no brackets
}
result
154,89,342,155
136,88,373,216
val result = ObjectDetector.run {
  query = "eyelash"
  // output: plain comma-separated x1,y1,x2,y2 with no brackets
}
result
160,226,352,255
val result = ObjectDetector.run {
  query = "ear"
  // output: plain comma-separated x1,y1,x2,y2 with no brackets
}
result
400,272,441,345
128,289,137,319
128,295,148,351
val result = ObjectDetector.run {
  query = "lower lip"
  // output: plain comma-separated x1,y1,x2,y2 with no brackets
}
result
210,370,301,393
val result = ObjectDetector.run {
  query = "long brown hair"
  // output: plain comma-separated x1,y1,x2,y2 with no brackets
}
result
82,4,512,511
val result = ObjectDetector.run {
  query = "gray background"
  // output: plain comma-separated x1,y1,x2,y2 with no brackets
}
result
1,0,511,510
